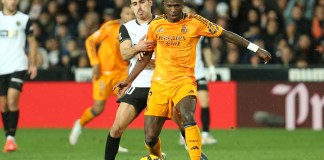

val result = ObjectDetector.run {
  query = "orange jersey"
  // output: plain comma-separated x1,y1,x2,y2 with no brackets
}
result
86,19,128,74
146,14,223,90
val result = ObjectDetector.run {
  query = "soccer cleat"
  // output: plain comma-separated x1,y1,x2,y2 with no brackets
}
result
161,152,167,160
3,139,18,152
118,145,129,153
69,119,82,145
201,134,217,145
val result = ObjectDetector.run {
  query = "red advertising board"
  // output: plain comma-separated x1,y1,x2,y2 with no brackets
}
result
0,82,237,129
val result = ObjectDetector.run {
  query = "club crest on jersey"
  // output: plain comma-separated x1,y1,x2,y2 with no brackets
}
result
16,21,20,26
181,25,187,34
157,27,164,33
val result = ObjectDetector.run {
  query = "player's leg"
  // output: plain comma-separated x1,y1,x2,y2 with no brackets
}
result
144,115,166,159
172,109,208,160
70,75,108,145
0,74,9,139
176,95,201,160
79,100,106,126
0,96,9,138
105,87,149,159
197,89,217,145
3,71,26,152
196,78,216,145
105,102,138,160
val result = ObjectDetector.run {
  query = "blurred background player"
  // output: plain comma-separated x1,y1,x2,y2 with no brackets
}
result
69,5,135,153
104,0,156,159
0,0,38,152
179,2,217,146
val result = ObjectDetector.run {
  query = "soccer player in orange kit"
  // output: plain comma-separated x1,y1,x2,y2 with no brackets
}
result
69,5,134,153
114,0,271,159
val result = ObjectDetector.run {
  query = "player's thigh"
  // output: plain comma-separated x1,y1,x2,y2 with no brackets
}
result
145,90,171,118
117,87,149,115
173,83,197,113
113,102,138,128
144,115,167,138
175,95,197,124
7,71,26,107
197,90,209,107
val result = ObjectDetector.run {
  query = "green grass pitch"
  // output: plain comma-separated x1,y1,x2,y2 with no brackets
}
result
1,129,324,160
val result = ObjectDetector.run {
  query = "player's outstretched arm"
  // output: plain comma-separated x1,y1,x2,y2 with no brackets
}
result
220,30,271,64
114,51,153,97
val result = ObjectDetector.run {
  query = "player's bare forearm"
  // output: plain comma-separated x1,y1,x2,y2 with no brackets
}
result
120,43,138,60
220,30,250,49
27,36,38,67
125,51,153,84
220,29,271,63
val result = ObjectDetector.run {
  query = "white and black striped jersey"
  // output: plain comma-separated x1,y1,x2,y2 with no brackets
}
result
195,37,210,80
119,17,155,88
0,11,33,75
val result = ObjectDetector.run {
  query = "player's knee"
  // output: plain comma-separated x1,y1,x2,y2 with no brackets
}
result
199,100,209,108
7,98,18,111
145,137,158,148
110,123,126,137
92,105,105,115
181,112,195,124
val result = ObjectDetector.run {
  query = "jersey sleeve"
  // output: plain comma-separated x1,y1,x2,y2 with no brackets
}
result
194,15,223,38
119,25,130,43
146,24,156,42
85,22,110,65
25,18,34,37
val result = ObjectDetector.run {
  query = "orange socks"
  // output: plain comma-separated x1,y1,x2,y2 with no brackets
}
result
185,125,201,160
145,138,162,158
79,107,95,126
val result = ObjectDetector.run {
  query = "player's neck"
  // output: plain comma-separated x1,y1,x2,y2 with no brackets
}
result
3,8,17,16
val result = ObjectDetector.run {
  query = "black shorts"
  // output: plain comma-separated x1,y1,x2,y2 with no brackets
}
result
196,78,208,91
0,70,27,96
117,87,150,114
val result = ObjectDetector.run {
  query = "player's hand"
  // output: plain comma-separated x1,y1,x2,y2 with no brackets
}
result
256,48,271,64
135,35,155,52
113,81,131,97
208,65,217,82
92,64,100,80
28,65,37,79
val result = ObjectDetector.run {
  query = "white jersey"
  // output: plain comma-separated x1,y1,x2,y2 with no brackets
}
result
119,18,155,88
0,11,31,75
195,37,205,80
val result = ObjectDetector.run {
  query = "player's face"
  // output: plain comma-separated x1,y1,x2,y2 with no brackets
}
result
120,6,135,23
2,0,19,13
164,0,184,22
130,0,152,20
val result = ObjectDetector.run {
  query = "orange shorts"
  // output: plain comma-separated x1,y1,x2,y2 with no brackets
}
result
145,82,197,119
92,71,127,100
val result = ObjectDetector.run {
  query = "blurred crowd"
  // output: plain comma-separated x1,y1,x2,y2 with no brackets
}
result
2,0,324,70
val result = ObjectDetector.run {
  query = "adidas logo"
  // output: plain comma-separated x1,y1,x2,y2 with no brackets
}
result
190,146,199,150
188,90,194,94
